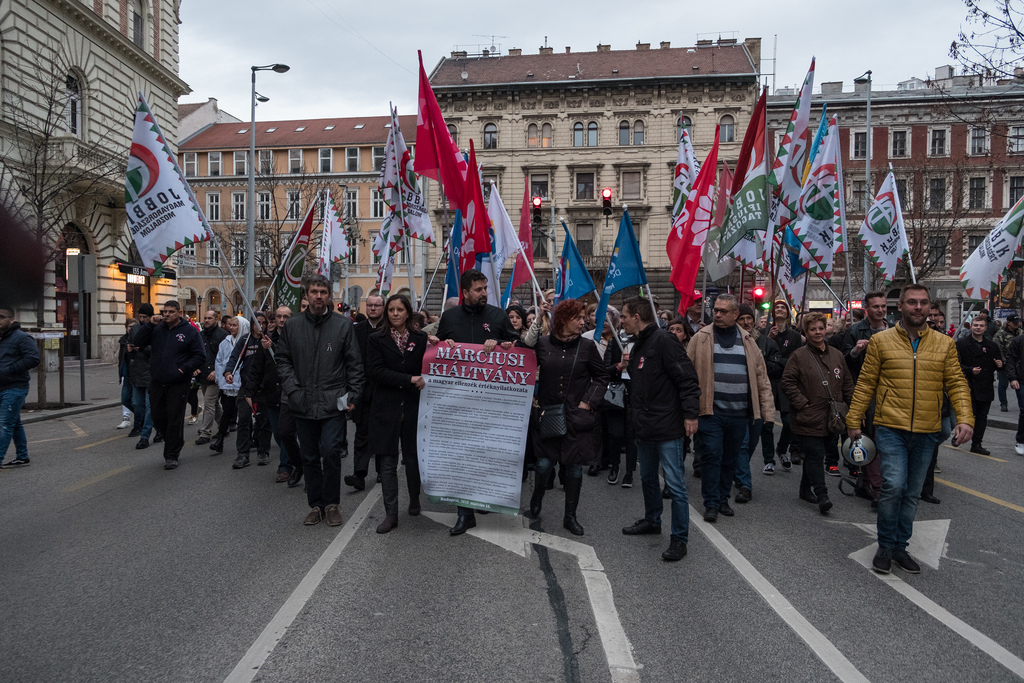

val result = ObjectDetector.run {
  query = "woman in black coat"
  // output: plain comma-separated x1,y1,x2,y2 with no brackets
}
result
365,294,427,533
527,299,609,535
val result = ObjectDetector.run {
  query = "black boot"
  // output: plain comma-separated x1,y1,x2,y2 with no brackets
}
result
544,467,556,490
286,468,303,488
562,476,584,536
526,473,546,519
450,509,477,535
209,432,224,454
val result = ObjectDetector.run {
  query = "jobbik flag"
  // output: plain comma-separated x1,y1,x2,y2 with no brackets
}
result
960,195,1024,299
858,171,911,284
380,106,434,244
125,92,209,277
317,189,348,278
719,87,769,267
791,115,842,280
277,202,316,312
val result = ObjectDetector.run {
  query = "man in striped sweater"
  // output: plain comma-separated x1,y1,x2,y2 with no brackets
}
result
687,294,775,522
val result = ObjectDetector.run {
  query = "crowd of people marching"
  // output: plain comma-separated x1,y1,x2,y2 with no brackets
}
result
3,270,1021,573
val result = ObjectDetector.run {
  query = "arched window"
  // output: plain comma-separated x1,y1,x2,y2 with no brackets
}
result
618,120,630,146
527,123,539,148
587,121,598,147
676,114,693,143
483,123,497,149
447,124,458,145
720,115,735,143
132,0,145,48
66,74,82,137
573,122,584,147
633,120,645,146
541,123,552,148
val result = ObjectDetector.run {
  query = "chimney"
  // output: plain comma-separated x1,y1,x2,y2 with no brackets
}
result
660,41,671,49
482,49,489,57
636,42,650,50
539,46,553,55
696,39,713,47
821,81,843,95
854,79,869,93
451,50,467,59
508,48,521,56
565,46,571,54
596,44,611,52
717,37,737,45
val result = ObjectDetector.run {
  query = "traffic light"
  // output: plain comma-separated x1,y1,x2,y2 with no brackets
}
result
602,187,612,216
532,196,542,224
752,285,768,310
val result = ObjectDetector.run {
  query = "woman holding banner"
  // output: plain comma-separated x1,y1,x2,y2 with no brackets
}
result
526,299,609,535
365,294,426,534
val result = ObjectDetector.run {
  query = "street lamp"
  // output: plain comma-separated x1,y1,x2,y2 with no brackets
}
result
246,63,290,307
854,70,872,297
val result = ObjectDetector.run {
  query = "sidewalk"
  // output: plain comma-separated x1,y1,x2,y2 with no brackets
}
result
22,362,123,425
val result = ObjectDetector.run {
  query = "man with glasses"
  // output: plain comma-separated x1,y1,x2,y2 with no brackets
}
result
0,305,39,467
133,301,207,470
345,294,385,491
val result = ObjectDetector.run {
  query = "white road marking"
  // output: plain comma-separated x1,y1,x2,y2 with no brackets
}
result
423,511,641,683
850,519,950,570
691,506,870,683
223,485,382,683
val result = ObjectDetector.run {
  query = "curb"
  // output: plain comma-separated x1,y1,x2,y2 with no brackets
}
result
988,419,1017,431
22,400,121,425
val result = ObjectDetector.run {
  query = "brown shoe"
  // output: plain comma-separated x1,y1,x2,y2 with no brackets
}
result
303,508,323,526
275,470,290,483
324,504,344,527
376,514,398,534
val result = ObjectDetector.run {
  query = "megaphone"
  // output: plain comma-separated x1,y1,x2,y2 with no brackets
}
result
841,435,876,467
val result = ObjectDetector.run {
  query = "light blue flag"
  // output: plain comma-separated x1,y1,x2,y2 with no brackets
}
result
807,105,829,170
553,221,596,306
784,225,809,278
594,210,647,334
444,211,463,302
501,261,516,309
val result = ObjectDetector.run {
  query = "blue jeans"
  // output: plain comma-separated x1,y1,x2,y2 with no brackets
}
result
734,418,762,491
699,414,750,510
131,385,153,439
636,436,689,542
874,426,940,551
0,387,29,460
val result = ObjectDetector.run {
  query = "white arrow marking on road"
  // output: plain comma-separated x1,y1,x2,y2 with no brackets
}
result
423,511,640,683
850,519,1024,679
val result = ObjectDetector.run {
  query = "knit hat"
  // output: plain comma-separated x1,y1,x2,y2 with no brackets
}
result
138,303,154,316
738,303,754,318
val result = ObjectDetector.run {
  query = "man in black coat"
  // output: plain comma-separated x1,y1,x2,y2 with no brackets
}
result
133,300,207,469
0,304,40,467
430,269,519,536
196,309,227,445
761,299,803,473
345,293,385,491
127,303,155,446
957,314,1002,455
619,296,701,562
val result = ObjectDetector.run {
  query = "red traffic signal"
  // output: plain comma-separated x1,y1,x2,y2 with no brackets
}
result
601,187,612,200
532,196,543,224
532,196,542,208
601,187,612,216
752,286,765,298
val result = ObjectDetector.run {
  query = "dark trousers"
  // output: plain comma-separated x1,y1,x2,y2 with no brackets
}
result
238,396,272,455
295,414,347,509
353,405,373,476
605,409,637,474
379,414,421,516
149,380,189,462
217,394,237,437
796,434,830,501
972,399,991,447
699,413,747,510
277,403,301,473
187,383,199,416
777,411,792,455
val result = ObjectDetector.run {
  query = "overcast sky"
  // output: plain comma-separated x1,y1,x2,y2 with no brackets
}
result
178,0,971,123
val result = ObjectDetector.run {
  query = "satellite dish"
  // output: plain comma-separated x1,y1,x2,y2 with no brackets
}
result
461,71,468,80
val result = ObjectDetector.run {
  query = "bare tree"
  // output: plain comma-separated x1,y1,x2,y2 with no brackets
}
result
951,0,1024,82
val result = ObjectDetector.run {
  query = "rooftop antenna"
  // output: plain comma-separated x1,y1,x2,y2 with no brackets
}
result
473,34,507,54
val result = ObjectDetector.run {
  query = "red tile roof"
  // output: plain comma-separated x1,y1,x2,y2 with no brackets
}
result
179,114,418,151
430,44,757,88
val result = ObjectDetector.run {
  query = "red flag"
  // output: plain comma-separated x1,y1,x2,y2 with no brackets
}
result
711,160,733,230
460,140,491,272
668,127,721,312
413,51,468,212
510,176,535,291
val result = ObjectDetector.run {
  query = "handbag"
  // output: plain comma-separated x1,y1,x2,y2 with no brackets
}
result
604,381,626,409
538,339,583,440
811,352,849,436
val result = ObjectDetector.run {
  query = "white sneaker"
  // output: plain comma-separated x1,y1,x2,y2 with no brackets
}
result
188,416,198,425
1015,443,1024,456
116,419,132,429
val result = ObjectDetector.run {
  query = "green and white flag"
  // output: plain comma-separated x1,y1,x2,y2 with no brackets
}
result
792,115,841,280
858,171,911,285
275,201,316,312
719,88,769,267
125,92,209,277
672,127,701,227
960,195,1024,299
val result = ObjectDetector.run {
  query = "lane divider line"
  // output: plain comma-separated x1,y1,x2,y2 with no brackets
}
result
62,465,134,493
936,478,1024,514
940,444,1007,462
74,435,125,450
67,421,86,437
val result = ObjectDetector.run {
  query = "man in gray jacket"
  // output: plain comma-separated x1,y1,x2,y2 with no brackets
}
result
276,275,364,527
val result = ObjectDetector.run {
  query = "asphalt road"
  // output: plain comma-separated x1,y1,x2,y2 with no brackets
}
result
2,407,1023,682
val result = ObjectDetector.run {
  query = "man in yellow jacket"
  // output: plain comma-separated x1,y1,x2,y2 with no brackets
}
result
847,283,973,575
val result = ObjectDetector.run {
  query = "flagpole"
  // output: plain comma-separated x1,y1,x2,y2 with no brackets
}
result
816,275,849,311
403,238,418,309
606,312,625,352
419,236,449,312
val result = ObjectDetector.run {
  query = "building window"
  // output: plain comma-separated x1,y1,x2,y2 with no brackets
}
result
573,122,585,147
344,189,357,219
576,223,594,257
232,192,245,220
633,120,645,146
289,149,302,173
132,0,145,48
315,195,326,221
256,236,272,268
575,172,594,200
891,130,907,158
258,149,272,174
720,115,735,143
257,192,271,221
286,190,300,220
206,192,220,221
895,178,909,208
447,124,458,145
530,174,549,200
587,121,598,147
371,189,385,218
851,180,867,212
183,153,197,177
1010,126,1024,153
853,132,867,159
528,124,539,148
207,241,220,266
234,151,247,175
346,147,359,172
929,177,946,210
232,237,246,268
930,129,947,156
622,171,641,200
482,175,497,202
676,114,692,143
532,228,548,259
320,148,332,173
541,123,552,148
926,235,946,269
373,146,385,172
65,74,82,137
969,177,987,209
970,127,987,155
1011,176,1024,205
208,151,221,176
483,123,498,149
345,239,358,265
618,120,630,146
968,234,985,256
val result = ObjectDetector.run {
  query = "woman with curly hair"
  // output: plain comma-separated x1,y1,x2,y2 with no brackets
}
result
526,299,609,535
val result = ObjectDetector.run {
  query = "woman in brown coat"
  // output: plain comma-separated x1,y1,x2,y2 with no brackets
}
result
781,312,854,514
526,299,609,535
